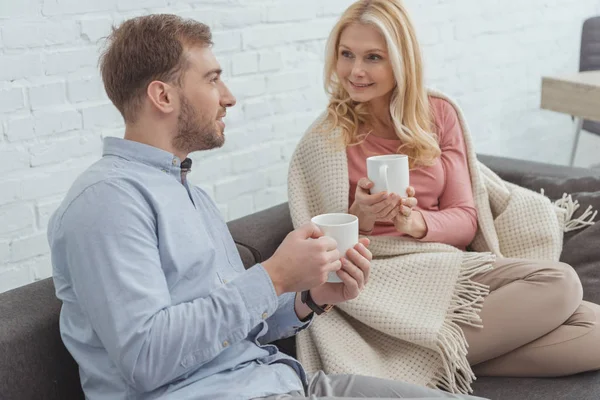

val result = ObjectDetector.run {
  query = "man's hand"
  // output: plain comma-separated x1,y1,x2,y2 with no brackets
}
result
262,222,342,296
310,237,372,306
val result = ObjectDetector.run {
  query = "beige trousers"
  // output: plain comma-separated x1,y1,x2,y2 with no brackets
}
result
461,258,600,377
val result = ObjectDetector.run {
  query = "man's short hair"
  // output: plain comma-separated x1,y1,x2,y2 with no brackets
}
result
100,14,213,123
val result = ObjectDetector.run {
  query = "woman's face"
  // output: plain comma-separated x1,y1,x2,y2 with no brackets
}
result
336,23,396,104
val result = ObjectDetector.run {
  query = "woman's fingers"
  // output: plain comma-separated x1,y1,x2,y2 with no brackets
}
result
357,177,374,190
402,196,418,208
400,205,412,217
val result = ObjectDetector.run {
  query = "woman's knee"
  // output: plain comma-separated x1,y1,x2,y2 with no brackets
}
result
543,261,583,309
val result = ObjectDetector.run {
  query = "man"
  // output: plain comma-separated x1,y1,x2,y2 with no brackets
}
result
48,14,486,400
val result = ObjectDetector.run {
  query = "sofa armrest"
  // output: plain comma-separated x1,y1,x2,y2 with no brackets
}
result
477,154,600,188
227,203,293,265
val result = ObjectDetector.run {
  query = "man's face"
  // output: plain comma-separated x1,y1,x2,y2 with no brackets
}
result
172,46,236,154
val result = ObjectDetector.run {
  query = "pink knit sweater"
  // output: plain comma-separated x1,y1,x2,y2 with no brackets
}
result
347,97,477,249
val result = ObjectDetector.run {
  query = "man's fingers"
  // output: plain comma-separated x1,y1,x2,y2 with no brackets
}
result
296,222,323,239
358,237,370,248
340,258,364,291
315,235,338,252
325,249,341,263
354,241,373,262
327,259,343,272
336,268,358,295
350,242,372,284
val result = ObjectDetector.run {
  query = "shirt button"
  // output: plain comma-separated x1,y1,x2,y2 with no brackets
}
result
172,158,178,166
262,312,268,319
223,279,228,284
222,340,229,347
161,169,167,173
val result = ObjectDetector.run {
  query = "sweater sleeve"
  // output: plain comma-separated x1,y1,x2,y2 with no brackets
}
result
417,100,477,248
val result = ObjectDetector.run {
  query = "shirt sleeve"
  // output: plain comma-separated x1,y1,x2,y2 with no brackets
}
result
51,179,279,393
259,292,314,344
417,100,478,248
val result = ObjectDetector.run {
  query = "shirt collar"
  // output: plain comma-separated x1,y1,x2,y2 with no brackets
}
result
102,137,192,180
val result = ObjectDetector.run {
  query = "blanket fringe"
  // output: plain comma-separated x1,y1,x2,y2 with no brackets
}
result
430,253,494,394
542,190,597,232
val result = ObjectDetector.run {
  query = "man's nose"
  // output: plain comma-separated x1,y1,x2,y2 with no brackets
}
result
221,83,236,108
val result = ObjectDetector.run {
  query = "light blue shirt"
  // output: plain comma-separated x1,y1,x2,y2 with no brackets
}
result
48,137,309,400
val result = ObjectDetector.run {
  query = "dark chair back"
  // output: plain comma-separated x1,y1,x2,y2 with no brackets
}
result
580,16,600,135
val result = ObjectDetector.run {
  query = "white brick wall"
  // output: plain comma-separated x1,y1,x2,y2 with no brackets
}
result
1,0,600,293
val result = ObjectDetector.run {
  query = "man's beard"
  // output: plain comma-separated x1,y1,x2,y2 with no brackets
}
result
173,95,224,154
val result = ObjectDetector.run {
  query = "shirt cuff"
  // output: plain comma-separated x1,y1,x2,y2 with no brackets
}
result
279,292,314,332
229,264,279,320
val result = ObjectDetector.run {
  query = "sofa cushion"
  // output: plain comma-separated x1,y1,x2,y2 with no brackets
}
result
0,278,84,400
472,371,600,400
517,175,600,305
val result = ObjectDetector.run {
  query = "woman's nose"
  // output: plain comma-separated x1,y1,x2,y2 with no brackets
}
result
351,62,366,77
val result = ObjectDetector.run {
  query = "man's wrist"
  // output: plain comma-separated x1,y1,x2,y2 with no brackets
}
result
294,292,314,321
261,259,285,296
301,289,333,315
310,286,333,307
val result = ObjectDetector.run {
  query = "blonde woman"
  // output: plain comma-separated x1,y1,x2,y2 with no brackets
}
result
288,0,600,389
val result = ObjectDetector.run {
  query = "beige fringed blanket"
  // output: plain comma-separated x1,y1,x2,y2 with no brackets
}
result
287,90,597,393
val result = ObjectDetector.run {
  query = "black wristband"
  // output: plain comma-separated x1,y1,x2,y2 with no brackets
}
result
301,290,328,315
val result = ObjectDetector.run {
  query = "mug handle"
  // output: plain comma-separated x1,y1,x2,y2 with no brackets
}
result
378,164,389,193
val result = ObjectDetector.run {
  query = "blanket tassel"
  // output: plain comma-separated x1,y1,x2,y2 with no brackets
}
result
541,189,597,232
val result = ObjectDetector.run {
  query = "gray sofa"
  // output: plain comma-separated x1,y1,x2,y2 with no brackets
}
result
1,154,600,400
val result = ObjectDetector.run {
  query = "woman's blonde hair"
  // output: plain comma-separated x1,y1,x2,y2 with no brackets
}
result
324,0,440,168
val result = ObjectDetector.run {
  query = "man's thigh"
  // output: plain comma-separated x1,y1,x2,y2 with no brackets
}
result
307,371,488,399
255,372,489,399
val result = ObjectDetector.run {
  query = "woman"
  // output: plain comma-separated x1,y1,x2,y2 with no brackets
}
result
289,0,600,387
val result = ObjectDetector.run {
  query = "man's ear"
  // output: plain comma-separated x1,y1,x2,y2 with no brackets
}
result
147,81,177,115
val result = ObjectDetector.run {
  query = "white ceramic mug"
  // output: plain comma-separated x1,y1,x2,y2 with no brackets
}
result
310,213,359,283
366,154,409,197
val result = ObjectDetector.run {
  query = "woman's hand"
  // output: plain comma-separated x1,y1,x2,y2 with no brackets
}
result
349,178,402,233
393,186,427,238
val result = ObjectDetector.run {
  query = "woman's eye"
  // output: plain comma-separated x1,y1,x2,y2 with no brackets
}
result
341,50,353,58
367,54,382,61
